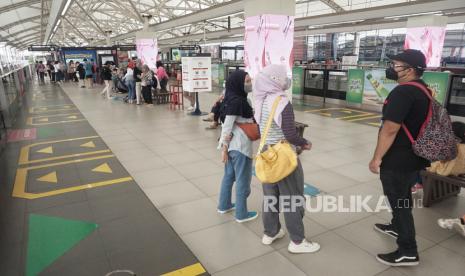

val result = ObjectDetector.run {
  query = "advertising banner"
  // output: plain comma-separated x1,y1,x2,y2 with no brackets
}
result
292,66,304,99
350,69,450,106
63,49,97,64
244,15,294,79
135,32,158,70
362,69,398,106
346,69,365,104
422,71,450,105
404,26,446,68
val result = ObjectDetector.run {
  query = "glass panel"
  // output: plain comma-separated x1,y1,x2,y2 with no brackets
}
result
305,70,324,89
449,76,465,105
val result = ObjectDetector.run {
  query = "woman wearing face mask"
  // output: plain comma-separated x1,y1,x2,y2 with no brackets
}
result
254,64,320,254
217,70,258,223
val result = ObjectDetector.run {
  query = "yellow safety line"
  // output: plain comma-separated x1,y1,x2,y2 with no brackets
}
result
28,119,86,126
13,154,134,199
19,136,100,164
368,122,382,127
161,263,206,276
346,115,381,122
304,107,342,113
19,150,111,165
28,113,81,119
337,112,374,120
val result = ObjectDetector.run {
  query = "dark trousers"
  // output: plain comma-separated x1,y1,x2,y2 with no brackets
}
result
160,78,168,92
211,102,222,122
51,72,56,82
39,72,45,83
380,169,418,255
141,85,153,104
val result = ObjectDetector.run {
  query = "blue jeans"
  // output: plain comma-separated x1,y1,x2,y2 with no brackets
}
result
126,80,135,100
218,150,252,220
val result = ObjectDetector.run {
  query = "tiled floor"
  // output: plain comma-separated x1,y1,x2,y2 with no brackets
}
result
60,82,465,276
3,80,465,276
0,83,205,276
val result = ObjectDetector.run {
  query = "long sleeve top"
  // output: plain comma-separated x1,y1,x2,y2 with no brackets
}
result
156,66,168,80
259,97,308,148
218,115,254,158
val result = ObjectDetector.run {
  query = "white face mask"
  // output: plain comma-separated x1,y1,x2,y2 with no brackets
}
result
282,77,292,90
244,83,253,93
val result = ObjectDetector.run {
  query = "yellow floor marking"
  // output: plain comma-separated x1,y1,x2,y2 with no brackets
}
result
161,263,206,276
337,112,375,120
37,172,57,183
368,122,382,127
38,118,49,122
29,105,77,114
92,163,112,174
80,141,96,148
346,115,381,122
37,146,53,154
28,119,86,126
319,112,332,117
67,115,78,119
13,155,133,199
304,107,342,113
19,136,106,165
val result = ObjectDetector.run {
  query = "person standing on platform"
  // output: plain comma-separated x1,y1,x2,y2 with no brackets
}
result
217,70,258,223
369,49,430,267
141,65,153,105
123,64,135,104
100,62,113,99
156,61,168,92
67,60,76,82
84,59,93,88
37,61,45,84
254,64,320,254
133,59,143,105
76,61,86,88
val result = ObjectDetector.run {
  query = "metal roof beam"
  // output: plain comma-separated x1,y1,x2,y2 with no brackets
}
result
0,0,41,14
0,15,44,32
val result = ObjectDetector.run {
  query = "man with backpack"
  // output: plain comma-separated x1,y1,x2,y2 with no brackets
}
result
369,49,433,267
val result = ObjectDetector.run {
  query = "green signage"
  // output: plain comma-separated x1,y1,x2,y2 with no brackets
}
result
422,71,450,105
292,66,304,97
346,69,365,104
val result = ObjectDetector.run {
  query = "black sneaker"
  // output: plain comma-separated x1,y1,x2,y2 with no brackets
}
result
374,223,398,239
376,250,419,266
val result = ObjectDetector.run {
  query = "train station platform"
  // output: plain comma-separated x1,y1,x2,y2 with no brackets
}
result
1,81,464,276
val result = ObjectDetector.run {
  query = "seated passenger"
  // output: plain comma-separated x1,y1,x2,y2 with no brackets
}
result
204,93,225,130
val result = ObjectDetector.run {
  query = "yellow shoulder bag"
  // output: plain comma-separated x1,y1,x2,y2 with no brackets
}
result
255,97,298,184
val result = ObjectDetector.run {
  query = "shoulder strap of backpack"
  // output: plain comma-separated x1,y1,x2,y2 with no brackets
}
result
399,81,433,143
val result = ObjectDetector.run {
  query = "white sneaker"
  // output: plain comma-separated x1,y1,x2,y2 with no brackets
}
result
187,106,195,111
438,218,461,230
288,239,320,254
452,221,465,237
262,229,285,245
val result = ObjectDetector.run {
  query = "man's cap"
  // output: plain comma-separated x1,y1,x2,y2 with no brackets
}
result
387,49,427,70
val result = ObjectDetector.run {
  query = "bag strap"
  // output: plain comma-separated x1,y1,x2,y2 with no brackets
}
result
399,82,433,143
257,97,282,156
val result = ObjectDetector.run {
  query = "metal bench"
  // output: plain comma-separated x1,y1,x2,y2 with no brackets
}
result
421,170,465,207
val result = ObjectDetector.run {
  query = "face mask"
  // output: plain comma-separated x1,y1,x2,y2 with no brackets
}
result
282,77,292,90
244,83,253,93
386,66,410,81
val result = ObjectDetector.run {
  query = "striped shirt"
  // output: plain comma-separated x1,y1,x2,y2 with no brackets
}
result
259,97,308,147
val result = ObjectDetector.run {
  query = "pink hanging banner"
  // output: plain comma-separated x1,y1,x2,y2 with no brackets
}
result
244,15,294,79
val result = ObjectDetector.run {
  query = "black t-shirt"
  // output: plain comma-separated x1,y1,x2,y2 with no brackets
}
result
381,79,431,171
133,67,142,82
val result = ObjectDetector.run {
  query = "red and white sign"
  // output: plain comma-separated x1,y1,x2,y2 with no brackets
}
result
7,128,37,142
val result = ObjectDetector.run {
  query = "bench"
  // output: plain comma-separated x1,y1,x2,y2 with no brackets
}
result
421,170,465,207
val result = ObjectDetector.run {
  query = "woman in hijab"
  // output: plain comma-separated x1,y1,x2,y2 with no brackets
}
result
217,70,258,223
254,64,320,254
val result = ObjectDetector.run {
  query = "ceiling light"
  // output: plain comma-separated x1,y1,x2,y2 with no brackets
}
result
384,11,442,19
61,0,72,16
